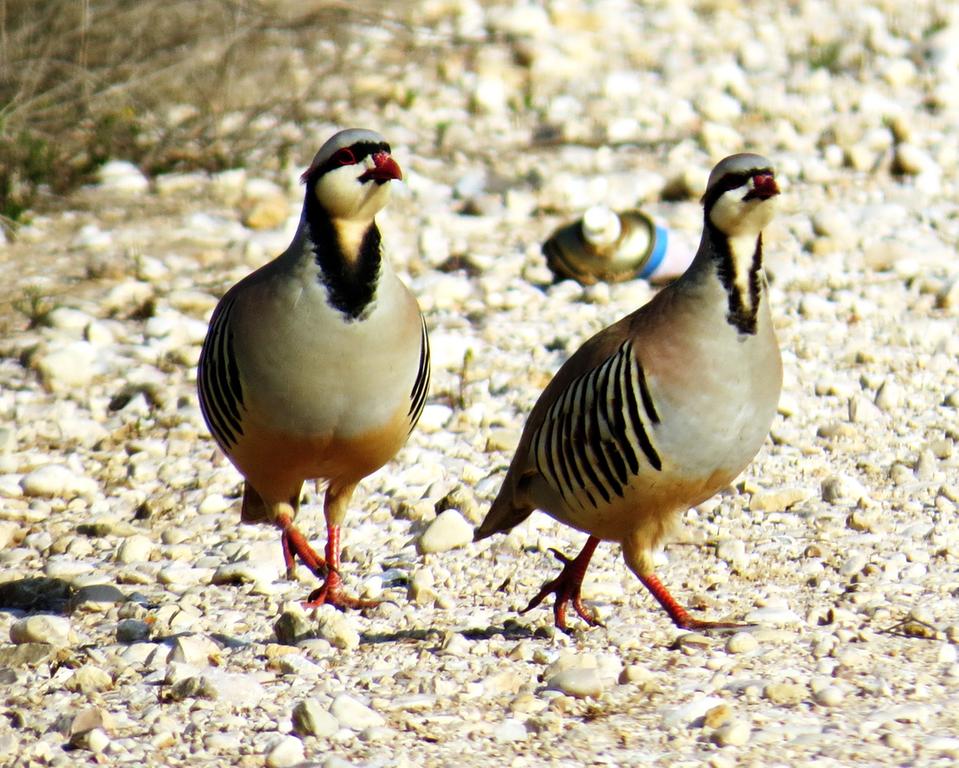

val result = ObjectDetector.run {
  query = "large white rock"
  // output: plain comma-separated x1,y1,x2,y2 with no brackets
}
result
20,464,98,500
417,509,473,554
330,694,384,730
10,615,74,646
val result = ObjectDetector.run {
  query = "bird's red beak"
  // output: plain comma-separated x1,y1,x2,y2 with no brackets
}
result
747,172,779,200
359,152,403,184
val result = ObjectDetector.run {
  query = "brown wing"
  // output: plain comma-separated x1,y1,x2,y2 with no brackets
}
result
474,311,639,540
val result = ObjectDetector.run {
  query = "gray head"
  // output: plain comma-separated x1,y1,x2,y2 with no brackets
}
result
300,128,402,221
702,153,779,237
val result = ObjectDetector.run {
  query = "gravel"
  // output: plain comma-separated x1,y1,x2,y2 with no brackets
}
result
2,1,959,766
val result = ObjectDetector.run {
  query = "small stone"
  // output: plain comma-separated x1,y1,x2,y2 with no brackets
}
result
764,682,807,705
493,718,529,743
97,160,149,192
715,539,747,569
725,631,758,654
330,693,384,730
874,380,902,412
265,735,305,768
211,562,272,586
893,143,936,175
662,696,726,728
66,665,113,693
32,341,101,390
10,615,73,646
840,552,868,577
748,487,812,512
315,608,360,651
20,464,98,499
712,720,750,746
117,619,152,643
239,179,291,231
417,509,473,554
116,534,155,564
883,732,915,753
813,685,844,706
703,703,733,729
619,664,654,685
69,584,126,612
274,610,314,645
938,643,958,665
292,698,339,738
67,706,111,737
71,727,110,754
915,450,938,481
546,668,606,699
848,394,883,424
743,606,802,625
408,567,438,606
846,509,878,532
169,634,220,665
821,474,867,504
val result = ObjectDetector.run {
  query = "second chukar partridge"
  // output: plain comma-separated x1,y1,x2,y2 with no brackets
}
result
475,153,782,631
198,128,430,608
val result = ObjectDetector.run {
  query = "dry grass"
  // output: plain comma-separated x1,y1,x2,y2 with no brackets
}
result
0,0,396,225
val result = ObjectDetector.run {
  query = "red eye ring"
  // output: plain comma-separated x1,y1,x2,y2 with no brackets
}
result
333,148,356,166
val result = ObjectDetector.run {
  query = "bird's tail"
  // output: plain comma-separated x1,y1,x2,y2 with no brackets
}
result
473,477,533,541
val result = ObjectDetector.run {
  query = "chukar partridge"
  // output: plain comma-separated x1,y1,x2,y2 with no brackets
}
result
475,154,782,631
198,128,430,608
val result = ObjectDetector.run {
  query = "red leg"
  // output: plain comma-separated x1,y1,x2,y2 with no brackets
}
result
276,510,326,578
521,536,603,631
303,525,379,610
639,572,746,631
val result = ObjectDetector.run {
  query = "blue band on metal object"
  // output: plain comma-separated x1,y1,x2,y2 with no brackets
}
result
639,225,668,278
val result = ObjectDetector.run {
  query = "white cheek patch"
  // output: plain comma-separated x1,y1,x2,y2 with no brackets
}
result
314,166,392,222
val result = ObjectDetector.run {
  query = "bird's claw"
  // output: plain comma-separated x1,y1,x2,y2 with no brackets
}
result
302,567,379,611
521,548,602,632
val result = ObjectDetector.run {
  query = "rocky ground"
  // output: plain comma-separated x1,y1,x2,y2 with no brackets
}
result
2,1,959,766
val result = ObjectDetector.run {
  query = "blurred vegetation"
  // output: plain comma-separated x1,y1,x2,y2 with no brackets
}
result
0,0,389,224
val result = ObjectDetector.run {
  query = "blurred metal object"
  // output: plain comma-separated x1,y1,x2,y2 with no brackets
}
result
543,205,686,285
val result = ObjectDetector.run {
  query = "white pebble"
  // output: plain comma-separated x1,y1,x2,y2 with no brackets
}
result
265,735,304,768
547,668,606,699
97,160,149,192
315,608,360,651
169,634,220,665
712,720,750,746
10,615,73,646
938,643,958,665
662,696,725,728
20,464,98,500
493,718,529,743
116,534,155,564
417,509,474,554
813,686,844,706
743,606,802,626
725,631,758,654
330,694,384,730
84,727,110,754
292,698,339,738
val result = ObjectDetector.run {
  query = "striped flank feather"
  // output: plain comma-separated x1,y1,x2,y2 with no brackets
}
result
197,295,246,450
408,315,431,431
531,340,661,511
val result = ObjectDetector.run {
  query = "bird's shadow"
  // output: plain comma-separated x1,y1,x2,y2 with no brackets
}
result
360,622,541,646
0,577,74,615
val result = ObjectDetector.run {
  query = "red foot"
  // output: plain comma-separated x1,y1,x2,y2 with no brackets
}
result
521,537,603,632
639,572,746,631
303,568,379,610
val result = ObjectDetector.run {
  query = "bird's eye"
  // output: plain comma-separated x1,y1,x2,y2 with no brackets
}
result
333,148,356,166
